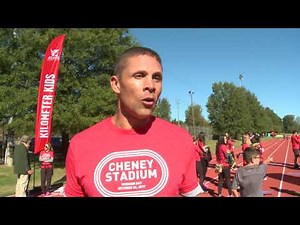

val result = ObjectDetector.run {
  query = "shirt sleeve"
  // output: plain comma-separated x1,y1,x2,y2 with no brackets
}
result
180,143,203,197
258,163,267,176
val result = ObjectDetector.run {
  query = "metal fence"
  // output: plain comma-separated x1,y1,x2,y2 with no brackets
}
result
181,125,213,140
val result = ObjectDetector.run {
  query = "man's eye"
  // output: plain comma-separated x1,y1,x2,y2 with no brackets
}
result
153,74,162,81
134,73,144,78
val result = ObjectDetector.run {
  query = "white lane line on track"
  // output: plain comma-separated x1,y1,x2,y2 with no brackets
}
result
268,139,290,197
260,140,285,197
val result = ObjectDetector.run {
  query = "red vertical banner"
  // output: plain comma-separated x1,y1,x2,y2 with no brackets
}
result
34,34,66,154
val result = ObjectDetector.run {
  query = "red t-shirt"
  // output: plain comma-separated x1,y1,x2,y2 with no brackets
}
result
194,144,201,161
227,139,235,150
241,143,249,151
241,143,249,166
65,116,202,197
39,150,54,169
291,134,300,149
197,140,206,159
216,144,230,167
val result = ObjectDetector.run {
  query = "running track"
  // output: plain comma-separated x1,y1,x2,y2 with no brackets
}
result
200,137,300,197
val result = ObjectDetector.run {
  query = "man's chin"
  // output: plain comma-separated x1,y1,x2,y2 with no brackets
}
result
136,110,153,120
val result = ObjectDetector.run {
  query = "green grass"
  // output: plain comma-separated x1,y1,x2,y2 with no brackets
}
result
0,156,66,197
205,139,242,154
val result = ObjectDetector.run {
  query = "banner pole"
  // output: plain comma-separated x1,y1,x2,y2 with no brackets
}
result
33,156,35,189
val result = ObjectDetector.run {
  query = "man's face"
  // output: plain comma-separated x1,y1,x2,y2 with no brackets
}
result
112,55,163,120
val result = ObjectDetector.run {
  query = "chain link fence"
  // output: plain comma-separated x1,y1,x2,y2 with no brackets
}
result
181,125,213,140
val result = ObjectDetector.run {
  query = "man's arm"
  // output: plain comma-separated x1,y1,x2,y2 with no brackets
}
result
263,157,273,164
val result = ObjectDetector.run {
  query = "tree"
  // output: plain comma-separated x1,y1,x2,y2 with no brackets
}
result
185,104,208,127
0,28,136,145
153,97,171,121
264,107,283,132
206,82,253,137
170,118,184,125
295,116,300,125
283,115,295,133
206,82,283,138
293,117,300,131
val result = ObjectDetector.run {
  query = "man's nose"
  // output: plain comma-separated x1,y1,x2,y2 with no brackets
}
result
143,77,156,93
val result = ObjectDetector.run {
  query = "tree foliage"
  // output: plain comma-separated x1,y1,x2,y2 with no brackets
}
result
185,104,208,127
206,82,283,138
153,97,171,121
207,82,251,136
295,116,300,125
283,115,296,133
0,28,136,139
263,107,283,132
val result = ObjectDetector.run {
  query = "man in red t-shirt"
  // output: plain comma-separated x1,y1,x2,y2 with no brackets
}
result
64,47,203,197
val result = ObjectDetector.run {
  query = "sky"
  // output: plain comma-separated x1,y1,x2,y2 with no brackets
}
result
129,28,300,122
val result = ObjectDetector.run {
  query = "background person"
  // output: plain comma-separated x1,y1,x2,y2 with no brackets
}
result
196,132,210,192
193,135,208,193
5,138,15,167
231,147,273,197
13,135,33,197
215,134,233,197
225,132,236,170
237,133,252,166
291,130,300,169
39,143,54,196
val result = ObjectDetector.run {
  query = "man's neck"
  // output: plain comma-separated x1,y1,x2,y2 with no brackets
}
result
112,113,152,130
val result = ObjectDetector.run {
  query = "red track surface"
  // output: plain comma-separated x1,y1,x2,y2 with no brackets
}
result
200,138,300,197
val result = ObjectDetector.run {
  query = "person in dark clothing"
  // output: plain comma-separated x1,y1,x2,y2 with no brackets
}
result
197,132,210,192
13,135,33,197
215,134,233,197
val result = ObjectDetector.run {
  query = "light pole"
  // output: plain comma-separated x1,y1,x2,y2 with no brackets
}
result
239,74,243,87
176,100,181,126
188,91,195,136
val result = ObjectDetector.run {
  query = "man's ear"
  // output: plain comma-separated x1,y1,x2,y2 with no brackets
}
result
110,75,120,94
